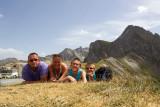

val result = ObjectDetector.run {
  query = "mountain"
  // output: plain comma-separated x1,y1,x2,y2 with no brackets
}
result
0,58,20,66
59,46,89,62
84,25,160,77
84,25,160,63
45,46,89,62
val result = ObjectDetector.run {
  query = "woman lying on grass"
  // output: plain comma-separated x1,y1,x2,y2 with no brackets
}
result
48,54,68,82
58,58,87,83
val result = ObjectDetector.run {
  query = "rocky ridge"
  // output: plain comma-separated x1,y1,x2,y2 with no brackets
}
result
84,25,160,63
60,46,89,62
45,46,89,62
0,58,20,66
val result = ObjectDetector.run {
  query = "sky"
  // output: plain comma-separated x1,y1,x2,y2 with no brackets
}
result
0,0,160,60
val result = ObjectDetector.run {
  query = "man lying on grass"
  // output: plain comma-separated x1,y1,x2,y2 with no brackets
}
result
58,58,87,83
21,52,49,85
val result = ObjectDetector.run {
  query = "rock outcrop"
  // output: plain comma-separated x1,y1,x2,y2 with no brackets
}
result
45,46,89,62
60,46,89,62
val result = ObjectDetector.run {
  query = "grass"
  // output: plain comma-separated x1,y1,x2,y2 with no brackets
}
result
1,57,159,106
0,76,160,107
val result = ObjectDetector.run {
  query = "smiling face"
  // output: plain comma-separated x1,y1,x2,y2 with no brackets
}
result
53,56,62,68
70,59,81,72
85,64,95,74
28,54,40,69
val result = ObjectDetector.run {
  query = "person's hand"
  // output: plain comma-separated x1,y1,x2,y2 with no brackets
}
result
87,73,94,77
67,76,77,83
87,73,94,80
50,77,57,82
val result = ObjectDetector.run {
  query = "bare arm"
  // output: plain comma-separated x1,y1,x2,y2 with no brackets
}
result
48,64,57,82
40,72,48,81
48,64,54,78
81,70,87,83
58,76,77,83
57,69,69,82
86,73,94,81
21,72,48,85
61,63,68,74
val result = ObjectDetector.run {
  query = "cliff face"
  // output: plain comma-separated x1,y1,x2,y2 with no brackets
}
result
84,40,111,62
84,25,160,63
114,25,160,63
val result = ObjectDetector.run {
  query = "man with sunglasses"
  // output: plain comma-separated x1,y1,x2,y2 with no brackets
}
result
21,52,49,84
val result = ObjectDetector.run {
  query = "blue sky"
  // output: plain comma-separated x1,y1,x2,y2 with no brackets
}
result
0,0,160,60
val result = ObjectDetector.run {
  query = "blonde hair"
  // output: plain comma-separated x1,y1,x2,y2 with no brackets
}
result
85,61,95,68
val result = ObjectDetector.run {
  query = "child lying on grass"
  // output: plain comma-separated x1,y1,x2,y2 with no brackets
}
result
58,58,87,83
85,61,96,81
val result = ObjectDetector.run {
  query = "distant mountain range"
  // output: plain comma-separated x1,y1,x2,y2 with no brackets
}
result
45,46,89,62
0,58,20,66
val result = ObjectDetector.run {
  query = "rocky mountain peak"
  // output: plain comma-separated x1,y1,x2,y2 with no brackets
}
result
84,25,160,63
117,25,155,42
60,46,89,62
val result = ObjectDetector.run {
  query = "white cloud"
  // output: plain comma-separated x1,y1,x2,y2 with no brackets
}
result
55,26,117,49
0,12,4,18
0,48,26,60
106,19,160,32
120,0,160,32
134,0,160,15
137,6,147,13
59,18,160,49
144,0,160,14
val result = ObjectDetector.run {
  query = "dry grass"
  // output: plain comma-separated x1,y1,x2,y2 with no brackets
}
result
0,76,160,107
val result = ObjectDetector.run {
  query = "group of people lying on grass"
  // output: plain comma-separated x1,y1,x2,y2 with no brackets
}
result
22,52,113,85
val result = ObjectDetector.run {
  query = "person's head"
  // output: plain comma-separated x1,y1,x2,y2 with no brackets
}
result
70,58,81,72
52,54,62,68
85,61,95,73
28,52,40,69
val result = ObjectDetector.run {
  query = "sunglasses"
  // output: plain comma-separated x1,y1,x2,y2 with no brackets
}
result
29,59,38,62
85,68,94,70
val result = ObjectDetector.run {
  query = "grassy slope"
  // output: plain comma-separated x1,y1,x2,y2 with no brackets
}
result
0,76,159,107
0,56,160,106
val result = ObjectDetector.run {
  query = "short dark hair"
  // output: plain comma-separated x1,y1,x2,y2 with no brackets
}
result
71,57,81,66
52,54,62,58
28,52,39,60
